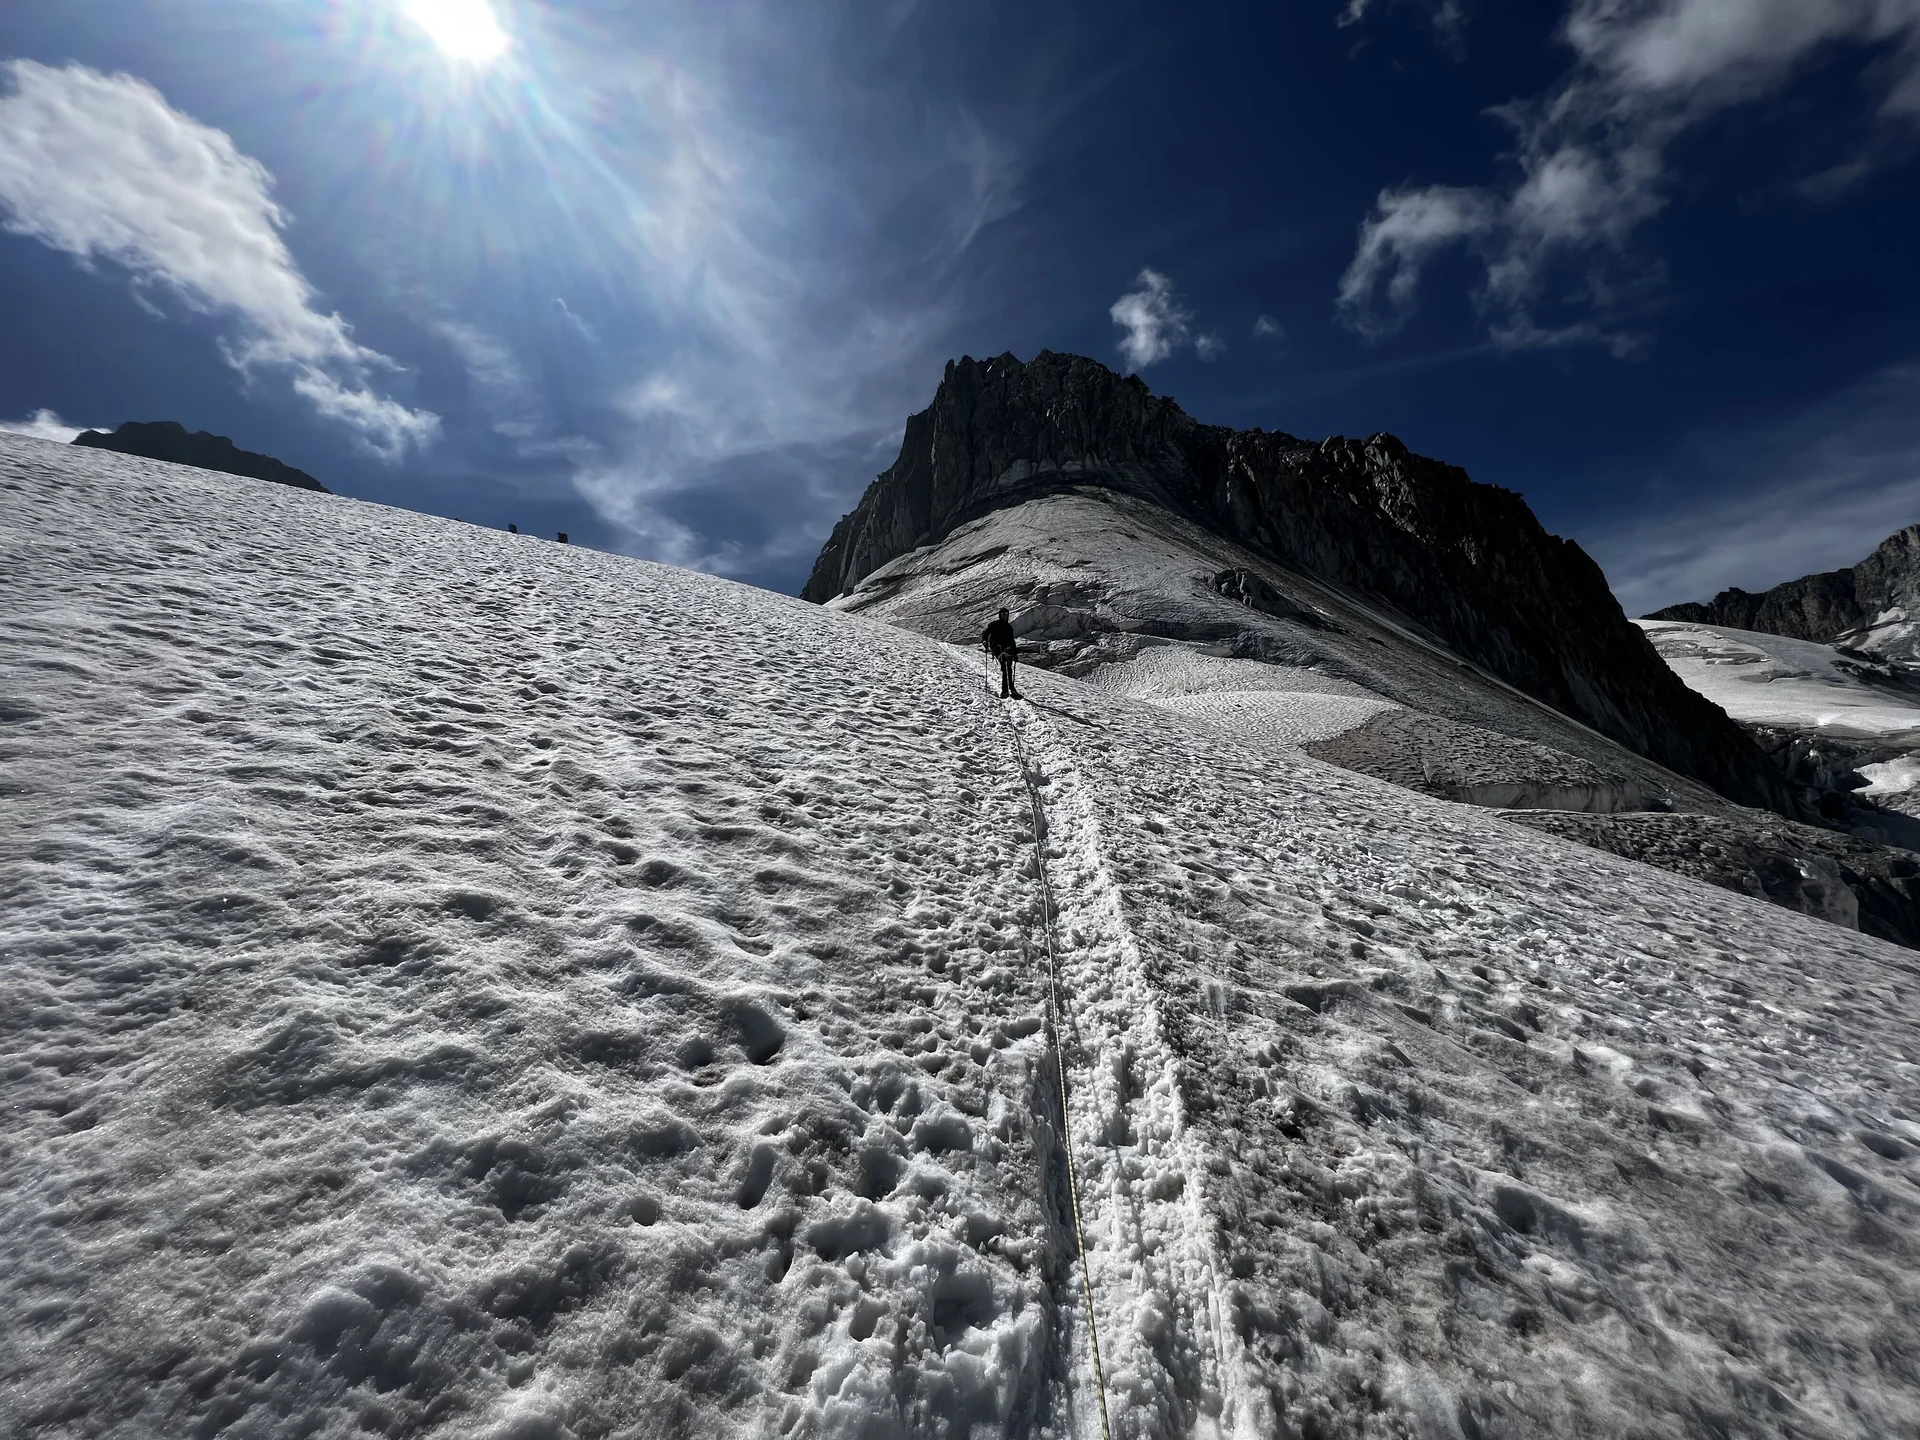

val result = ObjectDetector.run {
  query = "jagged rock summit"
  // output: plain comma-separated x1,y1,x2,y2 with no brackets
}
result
1647,523,1920,661
73,420,329,494
807,350,1787,814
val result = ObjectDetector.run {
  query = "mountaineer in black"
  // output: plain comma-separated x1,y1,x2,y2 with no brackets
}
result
982,608,1022,699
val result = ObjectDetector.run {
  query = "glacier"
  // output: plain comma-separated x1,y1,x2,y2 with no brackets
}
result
3,431,1918,1438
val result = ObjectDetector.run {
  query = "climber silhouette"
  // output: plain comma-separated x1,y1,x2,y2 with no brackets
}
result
982,607,1022,699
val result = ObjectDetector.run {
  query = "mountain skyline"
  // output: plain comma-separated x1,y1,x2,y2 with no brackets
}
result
3,1,1920,608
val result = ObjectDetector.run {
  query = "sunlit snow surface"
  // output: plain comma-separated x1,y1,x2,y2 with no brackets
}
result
1085,649,1398,747
4,432,1919,1439
1637,620,1920,739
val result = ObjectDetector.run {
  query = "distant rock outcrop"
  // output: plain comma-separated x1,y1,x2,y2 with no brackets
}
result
1646,524,1920,658
72,421,329,494
806,350,1792,814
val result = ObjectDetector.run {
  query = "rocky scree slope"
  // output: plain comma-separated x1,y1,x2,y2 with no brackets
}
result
807,351,1789,816
74,420,330,494
1647,523,1920,662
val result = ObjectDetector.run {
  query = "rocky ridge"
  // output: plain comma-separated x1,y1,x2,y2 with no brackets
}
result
73,420,330,494
1647,523,1920,661
808,350,1790,815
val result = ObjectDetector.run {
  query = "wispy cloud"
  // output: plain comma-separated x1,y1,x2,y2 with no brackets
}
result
1252,314,1286,342
433,320,539,439
944,111,1024,263
1580,364,1920,615
1338,0,1920,349
1110,268,1220,369
507,14,1025,577
1339,0,1472,55
552,297,598,344
0,60,438,457
0,408,91,443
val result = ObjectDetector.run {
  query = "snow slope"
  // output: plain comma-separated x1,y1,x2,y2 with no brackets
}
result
1636,620,1920,740
1085,650,1398,749
833,491,1738,818
1637,619,1920,822
5,431,1920,1439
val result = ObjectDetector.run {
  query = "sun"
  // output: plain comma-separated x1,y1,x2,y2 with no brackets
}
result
402,0,510,63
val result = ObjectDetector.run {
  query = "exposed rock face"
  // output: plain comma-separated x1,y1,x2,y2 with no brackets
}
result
73,421,329,494
1647,524,1920,657
1645,572,1864,642
807,350,1791,813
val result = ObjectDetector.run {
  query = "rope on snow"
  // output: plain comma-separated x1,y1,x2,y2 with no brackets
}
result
1005,708,1114,1440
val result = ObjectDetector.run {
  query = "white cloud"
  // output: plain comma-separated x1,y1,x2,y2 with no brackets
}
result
1110,268,1213,370
0,408,91,443
1577,364,1920,615
434,321,538,439
553,297,599,344
1338,0,1920,348
0,60,438,457
1252,314,1286,341
1338,186,1497,339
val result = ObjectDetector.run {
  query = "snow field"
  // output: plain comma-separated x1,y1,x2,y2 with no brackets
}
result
1084,650,1397,751
1637,619,1920,737
0,438,1084,1437
4,432,1919,1438
994,673,1920,1437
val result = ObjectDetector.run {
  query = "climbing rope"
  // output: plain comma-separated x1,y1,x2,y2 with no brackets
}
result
1004,709,1114,1440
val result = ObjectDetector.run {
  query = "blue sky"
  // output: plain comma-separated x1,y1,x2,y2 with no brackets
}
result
2,1,1919,610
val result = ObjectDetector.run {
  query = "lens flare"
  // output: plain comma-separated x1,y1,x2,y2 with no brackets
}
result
402,0,509,63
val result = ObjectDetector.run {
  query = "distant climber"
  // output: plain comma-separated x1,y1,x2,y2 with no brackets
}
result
982,607,1022,699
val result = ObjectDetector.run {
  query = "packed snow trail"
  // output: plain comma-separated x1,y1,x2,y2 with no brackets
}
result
4,431,1919,1439
1003,709,1112,1440
992,685,1268,1440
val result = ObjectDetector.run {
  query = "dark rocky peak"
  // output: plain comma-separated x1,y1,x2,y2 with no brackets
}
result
806,349,1794,815
804,352,1211,603
1646,572,1863,641
1645,523,1920,653
72,420,329,494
